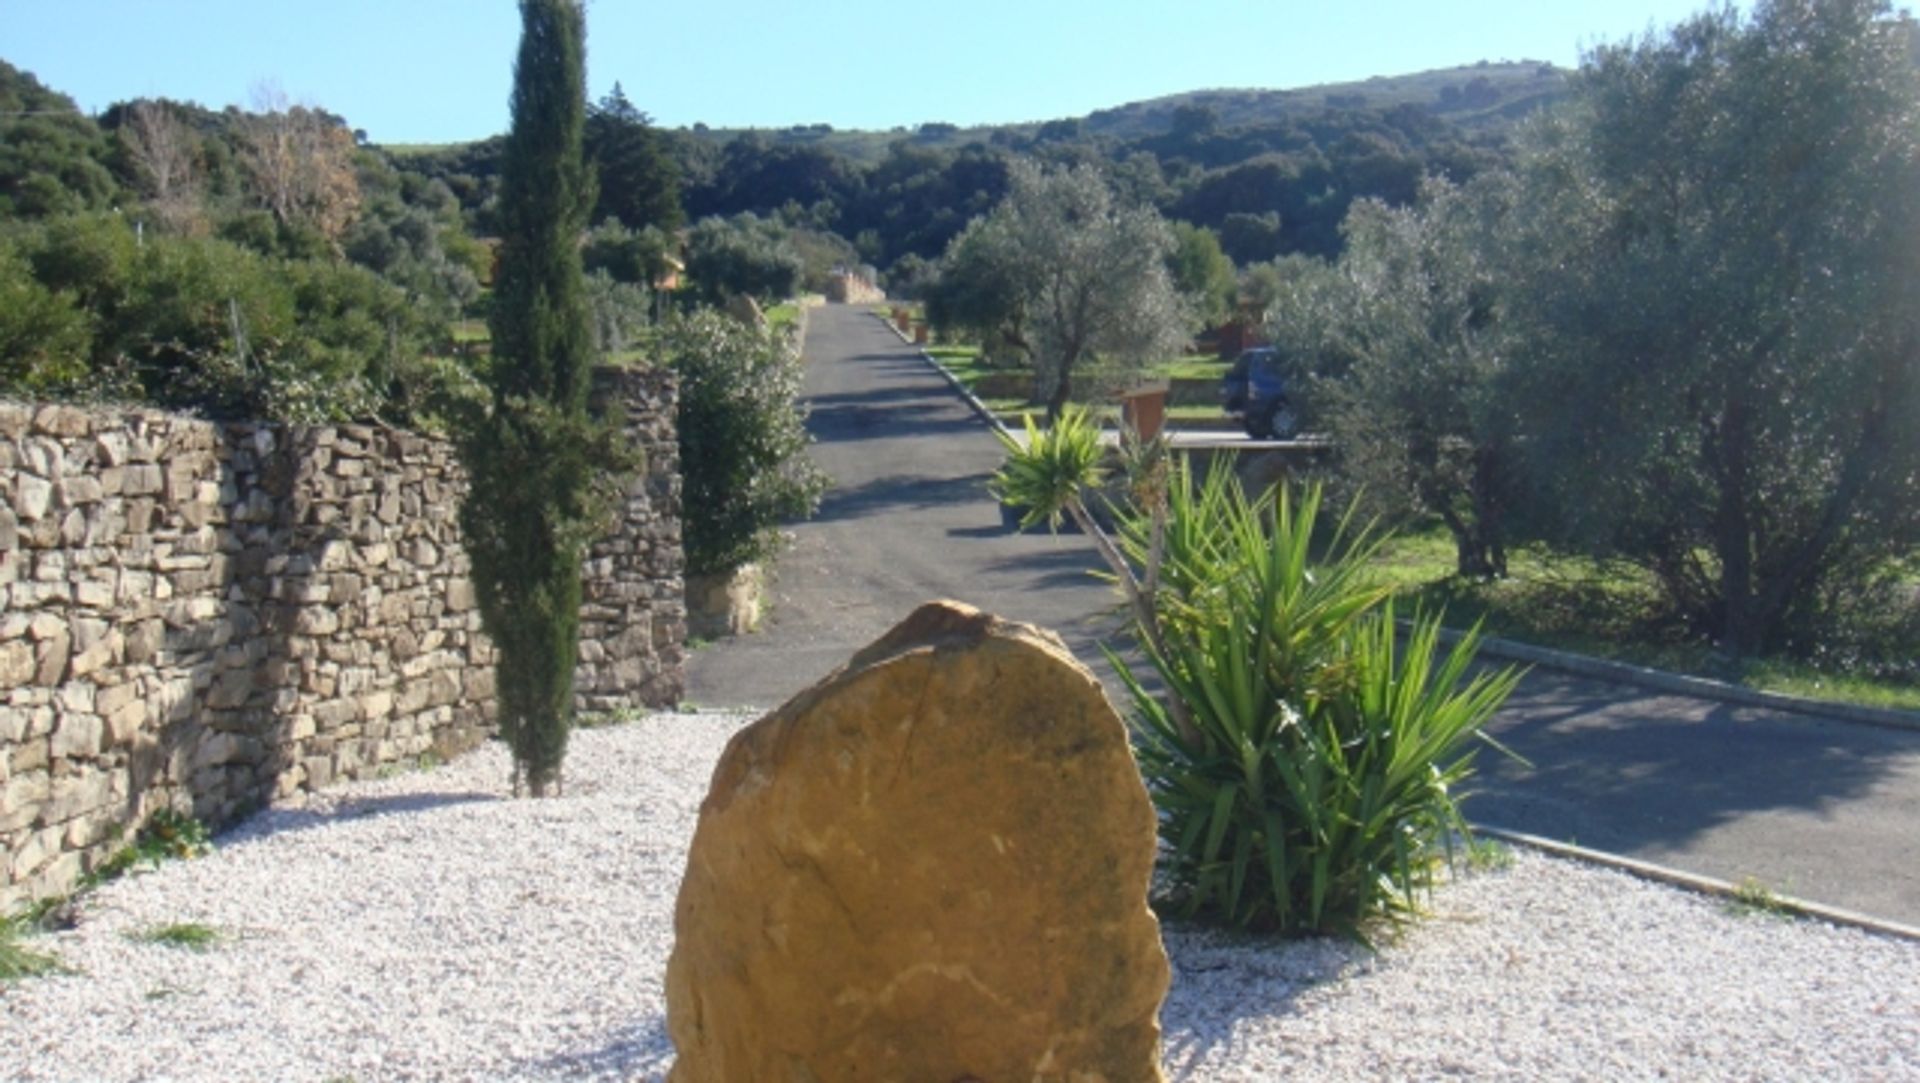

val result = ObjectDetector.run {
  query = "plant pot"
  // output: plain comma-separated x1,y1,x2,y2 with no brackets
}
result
686,562,764,640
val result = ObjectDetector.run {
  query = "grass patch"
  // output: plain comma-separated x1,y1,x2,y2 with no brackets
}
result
0,918,67,981
1,808,215,983
576,706,648,729
1369,525,1920,711
83,808,212,891
1463,837,1515,873
129,922,220,951
765,301,801,334
1159,356,1231,381
450,319,490,344
1722,877,1795,920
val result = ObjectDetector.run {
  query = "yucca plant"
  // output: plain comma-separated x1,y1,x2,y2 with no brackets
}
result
1113,470,1521,940
990,406,1198,742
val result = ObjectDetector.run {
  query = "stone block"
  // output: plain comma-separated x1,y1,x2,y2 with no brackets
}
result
0,771,49,831
206,669,253,710
94,432,129,466
67,637,115,680
30,405,90,438
191,731,242,772
124,619,164,665
43,768,112,825
664,601,1170,1081
14,475,52,522
50,712,103,759
122,463,163,496
33,633,70,687
0,641,33,691
55,475,104,506
0,705,26,743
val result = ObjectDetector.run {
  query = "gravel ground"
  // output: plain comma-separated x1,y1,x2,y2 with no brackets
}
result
4,709,1917,1082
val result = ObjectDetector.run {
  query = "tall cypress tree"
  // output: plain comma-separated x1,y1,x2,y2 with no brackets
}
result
457,0,606,796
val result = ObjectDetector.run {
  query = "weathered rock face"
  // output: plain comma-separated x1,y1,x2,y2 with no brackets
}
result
666,599,1170,1082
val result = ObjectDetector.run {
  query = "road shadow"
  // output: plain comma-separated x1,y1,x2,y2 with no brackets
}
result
1462,668,1920,855
814,472,995,523
807,400,983,444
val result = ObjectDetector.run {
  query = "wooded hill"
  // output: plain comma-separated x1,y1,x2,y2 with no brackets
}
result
382,62,1547,273
682,61,1566,162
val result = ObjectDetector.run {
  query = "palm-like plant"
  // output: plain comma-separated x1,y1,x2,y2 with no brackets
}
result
989,406,1196,742
1113,470,1521,939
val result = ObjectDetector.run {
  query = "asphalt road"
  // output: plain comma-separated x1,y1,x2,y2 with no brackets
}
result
690,303,1920,927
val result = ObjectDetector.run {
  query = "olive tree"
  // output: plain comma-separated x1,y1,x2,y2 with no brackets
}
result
1272,178,1521,577
1507,0,1920,655
945,161,1190,421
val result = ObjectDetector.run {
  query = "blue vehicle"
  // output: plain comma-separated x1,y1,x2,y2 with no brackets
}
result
1219,347,1300,439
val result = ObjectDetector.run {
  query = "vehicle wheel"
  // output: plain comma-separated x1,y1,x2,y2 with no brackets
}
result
1267,400,1300,439
1248,400,1299,440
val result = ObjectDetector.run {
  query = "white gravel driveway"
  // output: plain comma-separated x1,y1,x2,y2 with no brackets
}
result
4,710,1916,1082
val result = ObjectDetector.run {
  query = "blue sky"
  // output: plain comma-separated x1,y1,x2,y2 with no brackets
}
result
6,0,1730,144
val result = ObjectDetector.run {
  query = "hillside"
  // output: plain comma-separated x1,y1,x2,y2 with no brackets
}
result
1083,61,1567,137
677,60,1567,164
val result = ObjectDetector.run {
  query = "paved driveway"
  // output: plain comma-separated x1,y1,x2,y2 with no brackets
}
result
689,303,1920,927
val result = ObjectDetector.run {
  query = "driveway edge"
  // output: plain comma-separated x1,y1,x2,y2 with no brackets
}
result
1429,623,1920,733
1469,823,1920,943
872,311,1012,438
877,314,1919,735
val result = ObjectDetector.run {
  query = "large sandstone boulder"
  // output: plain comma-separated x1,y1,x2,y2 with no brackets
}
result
665,600,1170,1082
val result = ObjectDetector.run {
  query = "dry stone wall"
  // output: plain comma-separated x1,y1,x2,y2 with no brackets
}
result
1,369,683,912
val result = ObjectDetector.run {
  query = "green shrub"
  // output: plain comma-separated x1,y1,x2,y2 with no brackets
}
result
657,309,826,576
85,807,212,887
1,213,466,424
683,213,803,306
0,242,92,391
1115,471,1520,940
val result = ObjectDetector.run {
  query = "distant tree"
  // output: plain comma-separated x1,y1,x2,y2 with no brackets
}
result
582,217,675,287
951,161,1190,420
683,212,802,304
4,212,453,421
1165,222,1237,330
237,87,362,245
1219,210,1284,265
456,0,626,797
1169,103,1220,140
585,83,683,232
0,60,118,218
119,100,206,234
1507,0,1920,655
343,193,482,324
1035,118,1083,143
881,251,938,300
1275,179,1520,577
926,216,1030,363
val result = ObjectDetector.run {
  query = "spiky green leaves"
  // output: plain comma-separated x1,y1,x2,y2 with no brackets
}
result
1115,475,1521,940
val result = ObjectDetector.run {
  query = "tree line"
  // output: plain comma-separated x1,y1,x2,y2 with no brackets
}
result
1268,0,1920,664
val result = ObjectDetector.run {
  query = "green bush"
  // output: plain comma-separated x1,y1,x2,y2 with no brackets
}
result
0,242,92,391
657,309,826,576
584,269,653,358
1114,471,1520,940
1,213,469,424
683,213,803,306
